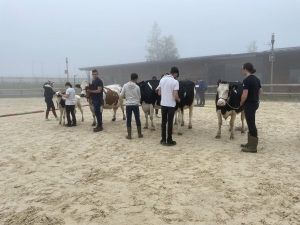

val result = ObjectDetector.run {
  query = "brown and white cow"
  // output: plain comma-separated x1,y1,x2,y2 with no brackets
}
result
55,92,84,125
75,81,126,126
215,79,245,139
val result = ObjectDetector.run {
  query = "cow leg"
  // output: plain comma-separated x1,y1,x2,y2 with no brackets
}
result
188,104,193,129
215,110,222,139
149,104,155,131
181,109,184,126
112,107,117,121
229,111,237,139
241,110,245,133
177,109,183,135
62,108,66,126
59,105,63,124
174,111,178,125
142,102,149,129
120,98,126,120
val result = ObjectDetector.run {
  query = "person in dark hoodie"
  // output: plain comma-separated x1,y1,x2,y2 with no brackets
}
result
43,80,59,121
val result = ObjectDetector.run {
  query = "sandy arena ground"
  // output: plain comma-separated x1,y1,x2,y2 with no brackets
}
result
0,97,300,225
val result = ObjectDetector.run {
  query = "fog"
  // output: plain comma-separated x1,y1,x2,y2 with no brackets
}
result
0,0,300,77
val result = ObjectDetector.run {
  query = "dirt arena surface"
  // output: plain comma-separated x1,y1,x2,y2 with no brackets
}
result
0,97,299,225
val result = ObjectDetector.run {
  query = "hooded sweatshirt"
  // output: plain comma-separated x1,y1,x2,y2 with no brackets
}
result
43,84,56,100
120,81,141,105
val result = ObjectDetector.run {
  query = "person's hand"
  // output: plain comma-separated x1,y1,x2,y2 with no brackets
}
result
86,89,91,93
177,98,181,103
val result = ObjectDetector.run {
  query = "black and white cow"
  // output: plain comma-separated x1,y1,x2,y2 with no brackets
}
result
55,92,84,125
174,80,195,135
137,80,161,130
215,79,245,139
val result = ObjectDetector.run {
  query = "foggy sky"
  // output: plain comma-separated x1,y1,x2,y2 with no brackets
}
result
0,0,300,77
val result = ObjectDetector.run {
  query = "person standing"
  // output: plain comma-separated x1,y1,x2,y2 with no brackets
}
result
60,82,76,127
43,80,59,121
240,62,263,153
158,67,180,146
121,73,143,139
87,69,104,132
197,79,206,106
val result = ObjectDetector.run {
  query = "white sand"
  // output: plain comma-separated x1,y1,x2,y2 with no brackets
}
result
0,97,300,224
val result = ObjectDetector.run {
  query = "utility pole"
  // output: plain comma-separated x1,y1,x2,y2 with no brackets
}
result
65,57,69,81
269,33,275,92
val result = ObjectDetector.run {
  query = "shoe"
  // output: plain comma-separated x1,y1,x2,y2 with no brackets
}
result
65,124,72,127
126,127,132,139
160,140,167,146
45,118,50,121
72,124,77,126
155,114,161,118
137,126,143,138
167,140,177,146
93,126,103,132
56,116,60,120
199,104,204,107
242,135,258,153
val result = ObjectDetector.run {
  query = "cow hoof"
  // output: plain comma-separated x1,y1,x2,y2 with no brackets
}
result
91,123,96,126
123,118,126,120
188,126,192,129
151,128,155,131
82,119,84,122
181,124,184,127
215,136,221,139
230,136,235,140
174,122,178,125
229,129,231,131
112,118,116,122
144,127,148,129
241,130,245,134
178,132,183,135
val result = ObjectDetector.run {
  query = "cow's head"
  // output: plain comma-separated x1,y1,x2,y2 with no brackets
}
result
75,80,90,97
216,79,238,106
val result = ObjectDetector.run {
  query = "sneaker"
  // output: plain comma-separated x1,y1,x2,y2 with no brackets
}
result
167,140,177,146
160,140,167,146
45,118,50,121
155,114,161,118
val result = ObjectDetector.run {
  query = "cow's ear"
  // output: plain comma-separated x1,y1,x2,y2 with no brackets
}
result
75,84,81,88
217,79,221,86
231,85,238,90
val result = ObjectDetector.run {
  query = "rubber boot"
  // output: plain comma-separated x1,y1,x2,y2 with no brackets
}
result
241,133,250,147
126,127,132,139
137,126,143,138
241,135,258,153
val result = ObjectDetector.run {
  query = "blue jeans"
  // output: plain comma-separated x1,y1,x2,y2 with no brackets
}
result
93,99,103,127
126,105,141,127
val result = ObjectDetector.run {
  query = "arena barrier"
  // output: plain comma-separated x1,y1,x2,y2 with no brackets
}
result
0,104,91,118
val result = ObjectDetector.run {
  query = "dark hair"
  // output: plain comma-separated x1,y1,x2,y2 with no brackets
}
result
243,63,256,74
152,76,157,80
170,67,179,76
131,73,138,81
92,69,98,73
65,82,72,87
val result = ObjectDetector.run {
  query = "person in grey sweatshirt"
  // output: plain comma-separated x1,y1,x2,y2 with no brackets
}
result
120,73,143,139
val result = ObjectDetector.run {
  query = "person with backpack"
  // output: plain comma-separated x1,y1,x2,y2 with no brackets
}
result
197,79,207,106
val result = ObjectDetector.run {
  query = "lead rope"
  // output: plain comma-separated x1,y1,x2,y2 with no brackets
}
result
226,97,241,110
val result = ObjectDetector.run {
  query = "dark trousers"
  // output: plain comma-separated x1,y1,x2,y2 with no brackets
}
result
126,105,141,127
244,102,259,137
93,99,103,127
199,91,205,105
45,98,55,111
66,105,76,125
161,106,175,142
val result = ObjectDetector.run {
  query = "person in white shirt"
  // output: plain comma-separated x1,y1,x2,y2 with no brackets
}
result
120,73,143,139
158,67,181,146
60,82,76,127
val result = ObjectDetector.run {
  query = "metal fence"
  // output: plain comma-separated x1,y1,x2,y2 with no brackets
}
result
0,76,87,84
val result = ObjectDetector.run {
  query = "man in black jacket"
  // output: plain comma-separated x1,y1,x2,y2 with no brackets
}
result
43,80,59,121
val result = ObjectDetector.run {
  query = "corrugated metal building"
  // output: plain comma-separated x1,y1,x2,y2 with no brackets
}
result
79,47,300,92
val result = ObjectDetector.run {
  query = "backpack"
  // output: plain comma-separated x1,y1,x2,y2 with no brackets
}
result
202,82,207,91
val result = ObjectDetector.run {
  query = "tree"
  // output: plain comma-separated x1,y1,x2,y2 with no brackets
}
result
246,40,258,53
145,22,179,61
